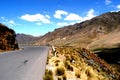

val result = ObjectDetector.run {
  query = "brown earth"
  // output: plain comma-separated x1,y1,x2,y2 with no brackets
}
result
0,23,19,52
40,11,120,79
35,11,120,50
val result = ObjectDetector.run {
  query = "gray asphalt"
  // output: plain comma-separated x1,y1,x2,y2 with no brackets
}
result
0,46,49,80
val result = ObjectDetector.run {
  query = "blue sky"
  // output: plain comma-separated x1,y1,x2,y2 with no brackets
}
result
0,0,120,36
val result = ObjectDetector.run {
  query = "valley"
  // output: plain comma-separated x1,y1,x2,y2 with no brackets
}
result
0,11,120,80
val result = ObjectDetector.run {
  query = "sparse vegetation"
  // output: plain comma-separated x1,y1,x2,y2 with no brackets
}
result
57,77,61,80
63,75,66,80
44,46,120,80
75,71,80,78
43,69,53,80
56,67,65,76
65,61,73,71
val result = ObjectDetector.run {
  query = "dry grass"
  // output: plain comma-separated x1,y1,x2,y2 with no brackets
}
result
43,69,53,80
44,46,120,80
55,67,65,76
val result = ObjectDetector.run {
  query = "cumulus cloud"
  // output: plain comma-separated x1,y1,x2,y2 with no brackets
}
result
36,22,42,25
1,16,6,20
8,20,15,24
56,21,78,28
8,20,16,26
105,0,112,5
45,15,50,19
117,5,120,9
54,10,68,19
54,9,96,23
0,17,16,26
82,9,96,21
56,22,69,27
64,13,82,21
20,13,51,24
55,9,96,27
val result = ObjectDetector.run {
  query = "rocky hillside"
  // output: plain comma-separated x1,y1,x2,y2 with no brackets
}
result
16,34,40,44
0,23,19,52
44,46,120,80
35,11,120,50
38,11,120,77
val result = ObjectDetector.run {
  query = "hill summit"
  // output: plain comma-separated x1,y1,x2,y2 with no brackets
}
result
0,23,19,52
35,11,120,50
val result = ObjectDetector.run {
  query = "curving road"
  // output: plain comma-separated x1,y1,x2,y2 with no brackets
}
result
0,46,49,80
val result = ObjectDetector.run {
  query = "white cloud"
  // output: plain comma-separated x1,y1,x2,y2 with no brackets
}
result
63,9,95,22
105,0,112,5
117,5,120,9
54,9,96,23
36,22,42,25
0,16,8,21
54,10,68,19
56,22,69,27
110,5,120,12
8,20,15,25
56,22,78,28
1,16,5,20
82,9,96,21
0,17,16,26
55,9,96,27
8,20,16,26
20,13,51,24
45,15,50,19
64,13,82,21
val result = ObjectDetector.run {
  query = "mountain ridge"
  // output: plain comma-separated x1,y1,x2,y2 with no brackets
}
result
16,33,40,44
35,11,120,50
35,11,120,70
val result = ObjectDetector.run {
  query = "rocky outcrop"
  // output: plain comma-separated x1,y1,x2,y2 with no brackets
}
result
0,23,19,52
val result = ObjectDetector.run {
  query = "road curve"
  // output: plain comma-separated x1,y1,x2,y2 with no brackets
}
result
0,46,49,80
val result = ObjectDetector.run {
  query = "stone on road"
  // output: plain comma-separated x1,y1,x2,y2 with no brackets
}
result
0,46,49,80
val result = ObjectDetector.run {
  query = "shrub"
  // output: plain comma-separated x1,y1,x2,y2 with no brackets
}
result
55,59,60,66
58,77,61,80
65,61,73,71
63,75,67,80
43,74,53,80
55,63,59,66
75,72,80,78
56,67,65,76
43,69,53,80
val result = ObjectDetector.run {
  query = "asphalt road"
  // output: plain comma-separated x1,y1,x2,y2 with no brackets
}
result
0,46,49,80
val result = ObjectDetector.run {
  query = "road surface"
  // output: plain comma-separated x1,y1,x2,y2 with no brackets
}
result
0,46,49,80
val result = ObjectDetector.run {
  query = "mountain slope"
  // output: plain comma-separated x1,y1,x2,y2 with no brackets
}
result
0,23,19,52
16,34,40,44
35,11,120,50
36,11,120,73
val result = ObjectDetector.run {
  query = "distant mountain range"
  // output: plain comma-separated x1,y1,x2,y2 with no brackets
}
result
1,11,120,76
34,11,120,50
16,34,40,44
16,11,120,64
